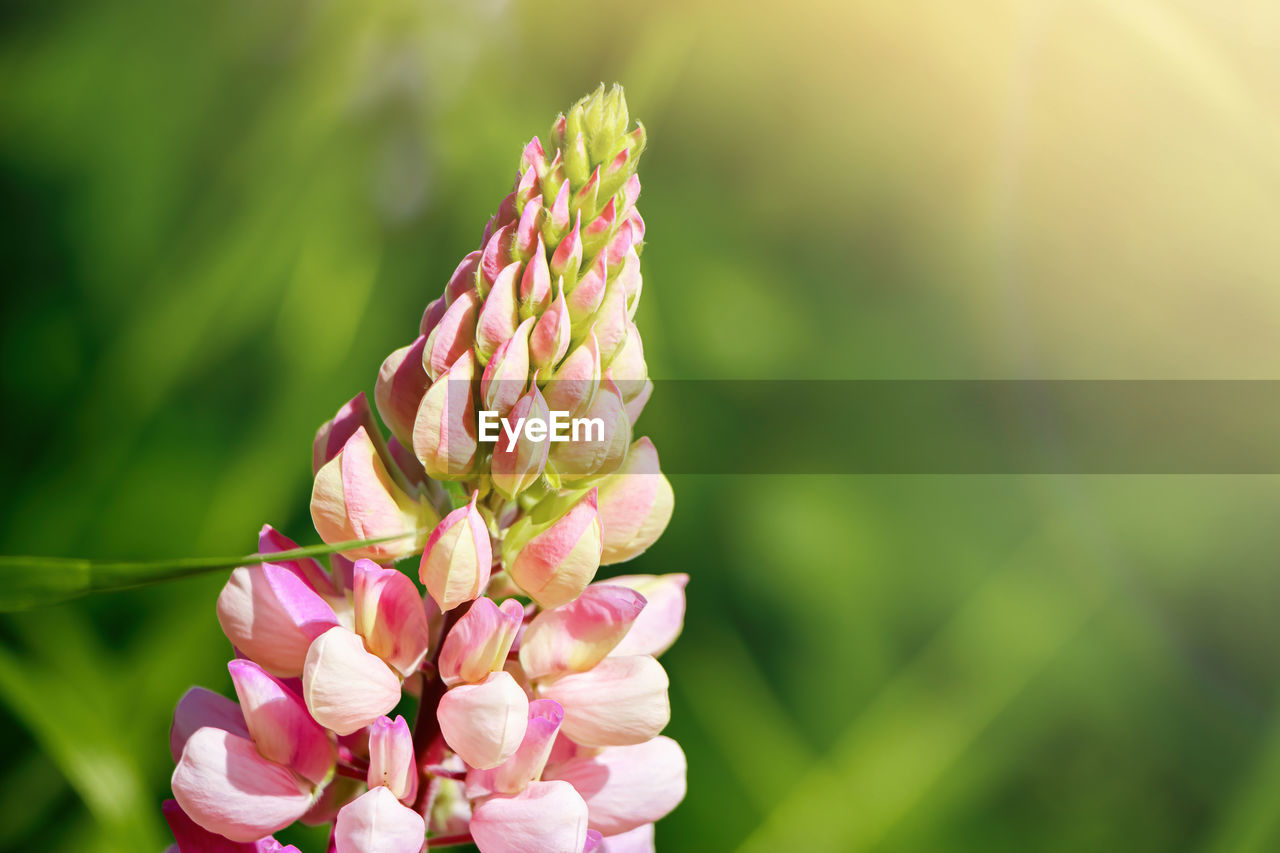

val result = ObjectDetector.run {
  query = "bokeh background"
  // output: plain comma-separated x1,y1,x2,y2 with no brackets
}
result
4,0,1280,850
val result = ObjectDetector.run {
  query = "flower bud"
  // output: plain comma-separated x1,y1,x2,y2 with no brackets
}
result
599,573,688,659
171,727,313,843
567,253,607,328
312,393,384,476
543,737,686,837
476,261,521,363
470,781,588,853
419,491,492,612
466,699,564,797
420,295,447,339
604,322,647,404
548,379,630,484
437,671,529,769
515,164,539,208
515,194,542,258
367,715,417,804
594,438,673,565
229,659,334,786
591,275,629,365
353,560,432,677
424,289,480,381
530,277,572,371
564,132,591,189
547,180,571,237
480,222,516,293
597,824,654,852
446,250,481,302
491,383,552,500
536,655,669,748
519,585,646,681
302,626,402,736
550,212,583,283
542,333,601,419
582,197,616,259
520,234,552,312
413,350,479,481
334,787,426,853
503,489,602,610
376,336,429,447
481,317,532,417
311,427,429,562
438,597,524,687
170,686,248,762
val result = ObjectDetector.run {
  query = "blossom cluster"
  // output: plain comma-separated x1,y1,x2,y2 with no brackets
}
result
163,85,686,852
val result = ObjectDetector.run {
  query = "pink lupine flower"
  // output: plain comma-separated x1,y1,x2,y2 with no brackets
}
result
352,560,431,677
165,85,685,853
438,596,524,686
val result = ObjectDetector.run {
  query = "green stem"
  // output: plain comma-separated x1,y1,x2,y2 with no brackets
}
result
0,531,419,612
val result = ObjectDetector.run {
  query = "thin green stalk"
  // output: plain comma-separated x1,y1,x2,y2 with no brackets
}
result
0,532,420,612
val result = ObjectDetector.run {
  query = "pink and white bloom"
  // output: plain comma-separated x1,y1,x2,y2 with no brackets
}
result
419,491,491,611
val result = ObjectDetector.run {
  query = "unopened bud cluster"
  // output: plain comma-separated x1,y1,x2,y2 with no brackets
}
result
165,85,686,853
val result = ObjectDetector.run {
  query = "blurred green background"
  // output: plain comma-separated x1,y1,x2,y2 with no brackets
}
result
4,0,1280,850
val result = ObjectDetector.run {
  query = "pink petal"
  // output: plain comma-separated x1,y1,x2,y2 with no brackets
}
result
375,336,430,447
171,728,312,843
470,781,588,853
302,627,403,736
530,277,571,371
547,380,630,485
594,438,673,566
480,317,533,417
519,585,647,681
228,660,334,786
437,671,529,769
536,656,669,747
438,597,524,687
170,687,248,763
217,562,339,678
333,787,426,853
312,393,382,476
476,261,521,362
505,490,602,610
367,715,417,804
423,290,479,380
353,561,432,677
163,798,278,853
259,525,336,595
542,333,601,419
601,574,688,659
412,351,479,480
544,737,686,836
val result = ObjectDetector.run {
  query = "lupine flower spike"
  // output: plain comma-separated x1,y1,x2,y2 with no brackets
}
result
166,84,685,852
